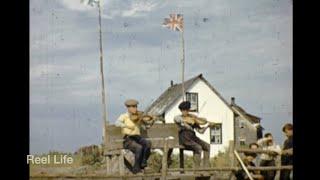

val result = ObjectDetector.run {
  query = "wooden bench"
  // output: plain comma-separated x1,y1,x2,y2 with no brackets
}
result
104,123,190,177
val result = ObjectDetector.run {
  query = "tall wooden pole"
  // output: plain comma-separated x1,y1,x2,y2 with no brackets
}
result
97,0,108,141
181,29,185,101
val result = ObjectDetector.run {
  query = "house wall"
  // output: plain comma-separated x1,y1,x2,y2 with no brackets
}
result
164,79,234,157
234,116,258,148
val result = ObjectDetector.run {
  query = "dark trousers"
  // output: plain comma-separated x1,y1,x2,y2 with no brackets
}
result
123,135,151,172
179,130,210,168
260,159,275,180
280,156,292,180
280,170,291,180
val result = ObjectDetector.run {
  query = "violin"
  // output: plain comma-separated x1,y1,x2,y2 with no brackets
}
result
182,114,216,127
129,111,165,125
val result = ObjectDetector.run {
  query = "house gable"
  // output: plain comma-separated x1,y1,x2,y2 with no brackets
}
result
145,74,234,115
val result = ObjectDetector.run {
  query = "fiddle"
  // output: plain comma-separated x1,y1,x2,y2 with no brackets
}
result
129,111,165,125
182,114,216,128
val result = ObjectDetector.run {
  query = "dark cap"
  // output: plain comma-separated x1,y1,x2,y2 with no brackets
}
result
125,99,139,106
178,101,191,110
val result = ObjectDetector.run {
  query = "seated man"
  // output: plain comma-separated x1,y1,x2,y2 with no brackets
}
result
115,99,151,174
174,101,211,168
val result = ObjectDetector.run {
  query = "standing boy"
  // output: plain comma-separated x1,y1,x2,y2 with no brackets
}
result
257,133,281,180
280,123,293,180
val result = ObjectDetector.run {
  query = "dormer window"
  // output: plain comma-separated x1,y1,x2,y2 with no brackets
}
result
186,92,198,112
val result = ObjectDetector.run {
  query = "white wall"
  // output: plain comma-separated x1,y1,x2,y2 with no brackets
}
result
164,79,234,157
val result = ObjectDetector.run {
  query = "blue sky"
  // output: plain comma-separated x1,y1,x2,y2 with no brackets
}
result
30,0,292,154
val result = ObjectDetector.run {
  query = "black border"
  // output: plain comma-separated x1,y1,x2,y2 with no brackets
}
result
293,0,315,179
3,0,29,179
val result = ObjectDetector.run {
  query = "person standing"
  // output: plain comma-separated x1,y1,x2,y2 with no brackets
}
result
115,99,151,174
280,123,293,180
257,133,281,180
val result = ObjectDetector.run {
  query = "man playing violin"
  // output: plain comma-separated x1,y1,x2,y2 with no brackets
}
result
115,99,151,174
174,101,213,168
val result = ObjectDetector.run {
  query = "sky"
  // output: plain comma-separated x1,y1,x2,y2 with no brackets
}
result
30,0,292,154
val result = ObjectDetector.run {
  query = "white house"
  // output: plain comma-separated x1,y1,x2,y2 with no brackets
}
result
145,74,263,157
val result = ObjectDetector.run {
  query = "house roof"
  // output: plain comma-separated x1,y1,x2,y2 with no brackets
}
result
144,74,201,115
145,73,262,126
145,73,233,115
231,105,261,124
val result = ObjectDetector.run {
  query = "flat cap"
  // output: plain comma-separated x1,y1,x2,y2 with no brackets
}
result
125,99,139,106
178,101,191,110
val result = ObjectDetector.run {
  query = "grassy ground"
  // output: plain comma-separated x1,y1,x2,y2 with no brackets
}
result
30,149,232,176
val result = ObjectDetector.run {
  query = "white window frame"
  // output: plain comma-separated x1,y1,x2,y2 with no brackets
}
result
239,137,246,146
210,123,222,144
186,92,199,112
239,119,245,128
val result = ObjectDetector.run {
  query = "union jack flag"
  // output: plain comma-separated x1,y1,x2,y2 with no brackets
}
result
162,14,184,32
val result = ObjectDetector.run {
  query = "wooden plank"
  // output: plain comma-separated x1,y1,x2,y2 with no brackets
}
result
228,141,236,180
274,154,281,180
161,138,169,180
106,155,111,174
167,165,292,171
119,151,125,176
236,148,282,154
105,124,181,152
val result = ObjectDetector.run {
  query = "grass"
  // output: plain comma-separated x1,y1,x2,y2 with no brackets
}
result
30,145,234,176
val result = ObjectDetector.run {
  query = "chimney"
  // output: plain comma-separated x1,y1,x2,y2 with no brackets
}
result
231,97,235,105
170,80,174,87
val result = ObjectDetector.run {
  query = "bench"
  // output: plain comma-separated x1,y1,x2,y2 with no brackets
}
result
104,123,190,176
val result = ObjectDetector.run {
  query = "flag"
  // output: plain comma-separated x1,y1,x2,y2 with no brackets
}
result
81,0,99,7
162,14,184,32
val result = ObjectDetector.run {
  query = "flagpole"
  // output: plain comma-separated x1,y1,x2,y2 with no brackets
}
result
97,0,108,141
181,29,185,101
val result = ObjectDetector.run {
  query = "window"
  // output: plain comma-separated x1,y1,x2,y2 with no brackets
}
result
239,137,246,146
239,119,245,129
210,124,222,144
186,92,198,112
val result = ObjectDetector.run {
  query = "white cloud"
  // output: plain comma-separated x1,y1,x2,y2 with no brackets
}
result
59,0,164,18
60,0,96,11
122,1,159,17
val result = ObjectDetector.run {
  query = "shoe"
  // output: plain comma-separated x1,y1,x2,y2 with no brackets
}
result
141,160,148,169
132,168,142,174
141,163,147,169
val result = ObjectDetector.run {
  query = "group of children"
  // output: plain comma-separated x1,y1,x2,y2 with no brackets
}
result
235,123,293,180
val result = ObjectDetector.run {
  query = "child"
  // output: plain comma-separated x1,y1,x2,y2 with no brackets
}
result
249,143,260,165
235,151,264,180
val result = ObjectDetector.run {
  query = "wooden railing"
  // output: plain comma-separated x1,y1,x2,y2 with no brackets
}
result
234,147,293,180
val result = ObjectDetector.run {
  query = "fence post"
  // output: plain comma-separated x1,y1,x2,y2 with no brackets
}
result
119,150,125,176
161,138,168,180
228,140,236,180
274,154,281,180
106,155,110,174
229,140,235,167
